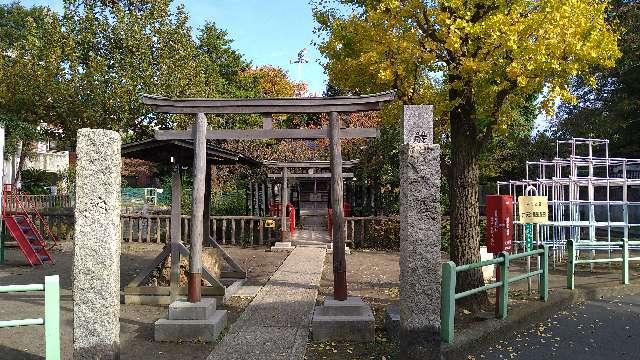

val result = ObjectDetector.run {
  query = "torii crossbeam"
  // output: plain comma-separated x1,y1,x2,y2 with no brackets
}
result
141,91,395,303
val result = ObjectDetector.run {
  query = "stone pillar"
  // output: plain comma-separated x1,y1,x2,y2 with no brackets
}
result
73,129,122,359
399,105,441,359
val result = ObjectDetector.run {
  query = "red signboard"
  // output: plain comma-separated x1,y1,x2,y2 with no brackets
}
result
486,195,514,254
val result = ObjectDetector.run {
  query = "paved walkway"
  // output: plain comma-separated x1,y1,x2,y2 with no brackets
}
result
207,247,326,360
290,229,331,246
473,292,640,360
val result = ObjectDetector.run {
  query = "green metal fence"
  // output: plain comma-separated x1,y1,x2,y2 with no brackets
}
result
0,275,61,359
441,245,549,343
567,239,640,289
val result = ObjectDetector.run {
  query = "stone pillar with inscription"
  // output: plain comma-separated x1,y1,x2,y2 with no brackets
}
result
399,105,442,359
73,129,122,359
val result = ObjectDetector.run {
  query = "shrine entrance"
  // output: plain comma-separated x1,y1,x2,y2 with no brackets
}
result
141,91,395,302
266,160,356,230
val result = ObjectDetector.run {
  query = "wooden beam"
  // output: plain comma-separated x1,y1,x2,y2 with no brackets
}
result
209,236,246,277
262,114,273,129
203,163,212,245
127,246,172,288
188,113,207,303
170,164,181,302
154,128,379,141
141,91,396,114
175,243,224,291
330,112,347,301
264,160,359,168
267,173,354,178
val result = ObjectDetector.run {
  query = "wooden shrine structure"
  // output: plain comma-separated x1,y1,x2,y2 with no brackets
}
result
121,139,257,304
265,160,358,231
141,91,395,302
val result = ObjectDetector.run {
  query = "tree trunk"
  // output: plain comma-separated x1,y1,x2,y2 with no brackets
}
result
449,77,488,309
14,141,28,187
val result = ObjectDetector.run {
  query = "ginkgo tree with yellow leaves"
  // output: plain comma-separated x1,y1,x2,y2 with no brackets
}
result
313,0,620,305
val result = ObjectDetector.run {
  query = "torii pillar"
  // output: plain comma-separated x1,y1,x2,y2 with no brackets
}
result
329,112,347,300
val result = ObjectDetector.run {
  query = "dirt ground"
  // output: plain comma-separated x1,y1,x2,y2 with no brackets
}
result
0,241,288,360
306,250,401,360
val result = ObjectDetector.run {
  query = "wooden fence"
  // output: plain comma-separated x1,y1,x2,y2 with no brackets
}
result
120,215,280,246
13,211,400,249
4,194,74,212
8,212,281,246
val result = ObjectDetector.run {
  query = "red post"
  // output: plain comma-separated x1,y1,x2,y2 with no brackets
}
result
288,204,295,234
486,195,514,314
486,195,514,254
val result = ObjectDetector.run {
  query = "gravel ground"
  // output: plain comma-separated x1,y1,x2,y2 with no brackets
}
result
0,241,288,360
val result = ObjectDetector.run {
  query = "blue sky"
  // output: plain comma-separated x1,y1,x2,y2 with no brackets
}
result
4,0,329,95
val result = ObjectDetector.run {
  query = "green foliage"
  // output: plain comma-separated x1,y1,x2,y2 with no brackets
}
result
58,166,76,195
211,190,247,216
555,1,640,157
21,169,57,194
58,0,258,141
479,95,538,183
0,114,40,156
0,1,266,149
0,4,64,155
349,103,403,216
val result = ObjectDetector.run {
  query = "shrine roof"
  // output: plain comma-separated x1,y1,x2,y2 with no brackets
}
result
141,91,396,114
121,138,260,166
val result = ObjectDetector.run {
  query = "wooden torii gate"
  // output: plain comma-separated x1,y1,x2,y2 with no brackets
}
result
141,92,395,302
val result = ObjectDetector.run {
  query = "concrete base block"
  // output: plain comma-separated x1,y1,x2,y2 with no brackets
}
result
124,294,223,306
169,298,217,320
326,243,351,255
323,296,364,307
385,304,400,342
271,242,295,252
154,310,228,342
312,296,374,342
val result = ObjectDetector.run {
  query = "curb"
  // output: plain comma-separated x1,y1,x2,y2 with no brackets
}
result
580,282,640,300
441,289,579,359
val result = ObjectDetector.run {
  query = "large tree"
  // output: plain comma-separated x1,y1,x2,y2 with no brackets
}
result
0,3,67,183
0,1,261,145
59,0,238,139
554,0,640,157
313,0,620,304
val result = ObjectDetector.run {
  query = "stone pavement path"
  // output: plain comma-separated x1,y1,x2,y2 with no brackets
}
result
290,229,331,246
207,247,326,360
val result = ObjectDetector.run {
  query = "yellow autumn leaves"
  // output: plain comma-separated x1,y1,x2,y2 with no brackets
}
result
314,0,621,123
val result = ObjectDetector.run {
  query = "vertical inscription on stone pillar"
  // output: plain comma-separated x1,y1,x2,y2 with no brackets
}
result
403,105,434,145
400,105,441,359
73,129,122,359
